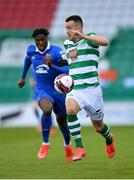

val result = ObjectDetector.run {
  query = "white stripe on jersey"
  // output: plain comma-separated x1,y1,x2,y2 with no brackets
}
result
74,77,98,85
69,65,97,75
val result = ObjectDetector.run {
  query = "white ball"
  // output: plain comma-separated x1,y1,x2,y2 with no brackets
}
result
54,74,74,94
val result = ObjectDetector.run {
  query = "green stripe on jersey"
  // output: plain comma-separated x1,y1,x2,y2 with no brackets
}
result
74,82,99,89
77,49,100,57
64,43,77,49
64,38,82,49
69,60,98,69
85,40,99,48
71,71,98,80
85,33,99,48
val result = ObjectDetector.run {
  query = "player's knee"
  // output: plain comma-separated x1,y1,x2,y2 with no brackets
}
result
66,108,77,115
43,108,52,116
94,124,104,132
92,120,104,132
95,126,103,132
43,110,51,116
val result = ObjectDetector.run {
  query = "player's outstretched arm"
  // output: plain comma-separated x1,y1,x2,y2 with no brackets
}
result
72,30,109,46
18,56,32,88
51,62,69,74
85,34,109,46
43,53,69,74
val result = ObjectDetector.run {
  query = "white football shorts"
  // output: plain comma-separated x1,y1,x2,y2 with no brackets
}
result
66,85,104,121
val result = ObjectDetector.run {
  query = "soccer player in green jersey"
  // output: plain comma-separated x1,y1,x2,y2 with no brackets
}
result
64,15,115,161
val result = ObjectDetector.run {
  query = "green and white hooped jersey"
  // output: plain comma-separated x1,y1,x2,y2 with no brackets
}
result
64,33,100,90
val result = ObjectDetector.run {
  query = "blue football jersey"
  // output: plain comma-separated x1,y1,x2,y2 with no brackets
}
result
25,42,68,92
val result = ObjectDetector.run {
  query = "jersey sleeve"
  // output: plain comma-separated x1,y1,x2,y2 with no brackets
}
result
86,33,99,48
27,45,36,58
55,46,63,63
50,46,69,74
21,45,33,79
87,32,96,36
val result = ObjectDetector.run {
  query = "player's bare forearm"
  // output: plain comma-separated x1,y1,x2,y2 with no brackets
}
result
84,34,109,46
72,30,109,46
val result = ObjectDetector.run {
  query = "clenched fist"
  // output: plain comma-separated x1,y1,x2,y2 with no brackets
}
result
18,78,25,88
43,53,52,67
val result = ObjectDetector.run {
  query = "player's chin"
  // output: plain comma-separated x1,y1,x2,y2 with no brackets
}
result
68,36,74,41
38,46,45,51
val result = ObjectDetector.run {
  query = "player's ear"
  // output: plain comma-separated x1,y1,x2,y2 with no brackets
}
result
46,36,49,41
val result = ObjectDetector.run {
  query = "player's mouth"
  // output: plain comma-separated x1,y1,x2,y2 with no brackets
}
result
68,34,73,39
38,45,45,51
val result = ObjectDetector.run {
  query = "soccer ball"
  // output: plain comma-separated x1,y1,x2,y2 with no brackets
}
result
54,74,74,94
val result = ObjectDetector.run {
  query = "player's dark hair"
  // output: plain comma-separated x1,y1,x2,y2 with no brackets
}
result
32,28,49,38
65,15,83,26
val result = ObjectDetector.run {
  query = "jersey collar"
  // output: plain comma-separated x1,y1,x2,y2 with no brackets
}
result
35,41,50,54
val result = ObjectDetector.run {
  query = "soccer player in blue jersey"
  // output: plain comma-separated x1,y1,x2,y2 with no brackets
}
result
29,70,56,134
18,28,73,162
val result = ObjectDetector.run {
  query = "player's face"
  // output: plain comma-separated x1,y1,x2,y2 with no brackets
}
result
34,34,48,51
65,20,81,41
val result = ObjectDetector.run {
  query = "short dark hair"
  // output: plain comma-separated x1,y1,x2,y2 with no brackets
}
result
65,15,83,26
32,28,49,38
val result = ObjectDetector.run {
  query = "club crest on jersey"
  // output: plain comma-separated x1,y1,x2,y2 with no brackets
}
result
31,56,35,60
36,64,49,74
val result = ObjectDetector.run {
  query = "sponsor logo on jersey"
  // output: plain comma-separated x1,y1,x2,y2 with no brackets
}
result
36,64,49,74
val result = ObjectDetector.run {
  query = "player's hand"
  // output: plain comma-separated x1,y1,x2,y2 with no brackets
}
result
43,53,52,67
71,30,86,39
18,78,25,88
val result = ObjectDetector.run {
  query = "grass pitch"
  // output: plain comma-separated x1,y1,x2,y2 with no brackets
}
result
0,126,134,179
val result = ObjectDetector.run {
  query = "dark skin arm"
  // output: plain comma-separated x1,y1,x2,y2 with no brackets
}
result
18,54,51,88
43,54,52,67
18,78,25,88
43,53,68,67
18,54,68,88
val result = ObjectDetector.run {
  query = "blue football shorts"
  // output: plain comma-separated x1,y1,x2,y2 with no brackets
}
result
34,88,66,116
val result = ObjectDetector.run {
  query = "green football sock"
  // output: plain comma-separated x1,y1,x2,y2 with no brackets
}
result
98,124,113,145
67,114,84,148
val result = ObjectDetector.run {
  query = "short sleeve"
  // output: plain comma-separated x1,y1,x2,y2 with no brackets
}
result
26,45,36,58
55,46,64,62
86,33,99,48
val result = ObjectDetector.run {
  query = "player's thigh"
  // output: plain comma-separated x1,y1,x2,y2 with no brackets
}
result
66,98,80,115
34,88,54,115
53,94,66,116
84,86,104,120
